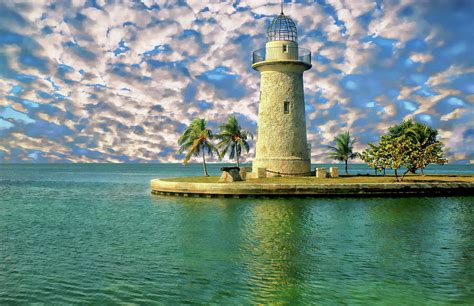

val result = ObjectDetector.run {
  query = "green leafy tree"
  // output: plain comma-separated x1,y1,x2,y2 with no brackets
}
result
178,118,219,176
216,115,254,167
360,135,415,182
383,135,416,181
327,131,357,174
386,120,447,175
404,122,447,174
359,143,385,175
360,120,448,182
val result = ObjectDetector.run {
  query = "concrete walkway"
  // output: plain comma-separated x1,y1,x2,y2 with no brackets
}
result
150,178,474,198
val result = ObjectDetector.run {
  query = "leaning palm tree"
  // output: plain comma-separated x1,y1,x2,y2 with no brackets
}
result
178,118,219,176
216,115,254,168
327,131,357,175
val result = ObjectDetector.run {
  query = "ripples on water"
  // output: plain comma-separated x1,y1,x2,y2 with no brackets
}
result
0,164,473,304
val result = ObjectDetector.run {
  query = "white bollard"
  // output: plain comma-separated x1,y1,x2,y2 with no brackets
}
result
257,168,267,178
329,167,339,178
316,168,326,178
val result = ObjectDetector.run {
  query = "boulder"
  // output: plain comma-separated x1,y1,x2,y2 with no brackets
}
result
219,168,242,183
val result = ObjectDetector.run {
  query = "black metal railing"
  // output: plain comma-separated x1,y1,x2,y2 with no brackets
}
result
252,47,311,65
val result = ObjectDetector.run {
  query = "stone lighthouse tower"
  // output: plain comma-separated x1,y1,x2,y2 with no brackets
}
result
251,7,312,176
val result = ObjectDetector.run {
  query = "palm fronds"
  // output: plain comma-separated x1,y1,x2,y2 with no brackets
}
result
177,118,218,176
327,130,357,174
216,115,254,167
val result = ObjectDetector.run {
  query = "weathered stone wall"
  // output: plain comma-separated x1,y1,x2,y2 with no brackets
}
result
253,61,310,176
150,178,474,197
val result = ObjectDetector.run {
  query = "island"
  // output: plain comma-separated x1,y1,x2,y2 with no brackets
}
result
150,6,474,199
151,174,474,198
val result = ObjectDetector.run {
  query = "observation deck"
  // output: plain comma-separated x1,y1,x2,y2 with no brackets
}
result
252,46,312,70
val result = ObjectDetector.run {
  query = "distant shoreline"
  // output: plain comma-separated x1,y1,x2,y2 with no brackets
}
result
1,162,474,165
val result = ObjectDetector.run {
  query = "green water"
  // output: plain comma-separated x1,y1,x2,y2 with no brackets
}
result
1,164,473,304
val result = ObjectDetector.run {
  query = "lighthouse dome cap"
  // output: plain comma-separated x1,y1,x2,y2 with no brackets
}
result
266,12,297,42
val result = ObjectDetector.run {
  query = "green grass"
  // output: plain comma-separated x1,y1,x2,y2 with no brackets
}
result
161,174,474,184
162,176,220,183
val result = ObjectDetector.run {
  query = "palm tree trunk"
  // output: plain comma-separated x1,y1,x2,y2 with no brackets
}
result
345,160,348,175
235,145,240,168
202,150,209,176
420,168,424,176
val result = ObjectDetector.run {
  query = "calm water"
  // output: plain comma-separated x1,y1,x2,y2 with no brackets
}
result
1,163,473,304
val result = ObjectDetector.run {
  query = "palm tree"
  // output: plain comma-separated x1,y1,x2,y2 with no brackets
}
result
216,115,254,168
327,131,357,175
178,118,219,176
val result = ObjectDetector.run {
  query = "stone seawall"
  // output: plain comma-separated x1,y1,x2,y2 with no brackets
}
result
150,179,474,198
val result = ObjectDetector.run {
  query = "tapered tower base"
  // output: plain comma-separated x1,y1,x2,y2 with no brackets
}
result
253,157,311,177
251,59,311,177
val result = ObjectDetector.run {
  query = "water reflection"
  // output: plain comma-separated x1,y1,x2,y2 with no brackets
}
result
240,199,310,303
150,195,253,301
150,195,311,302
149,194,474,304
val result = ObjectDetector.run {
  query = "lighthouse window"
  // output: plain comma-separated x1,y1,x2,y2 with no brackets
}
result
284,101,290,114
283,44,288,53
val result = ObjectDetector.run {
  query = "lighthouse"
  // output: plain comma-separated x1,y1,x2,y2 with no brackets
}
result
251,6,312,176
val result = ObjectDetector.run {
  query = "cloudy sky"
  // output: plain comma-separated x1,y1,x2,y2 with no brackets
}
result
0,0,473,164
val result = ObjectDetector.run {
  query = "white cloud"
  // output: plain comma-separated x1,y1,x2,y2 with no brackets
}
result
0,0,472,163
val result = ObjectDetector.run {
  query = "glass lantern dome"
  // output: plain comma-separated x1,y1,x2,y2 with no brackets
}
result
266,13,298,42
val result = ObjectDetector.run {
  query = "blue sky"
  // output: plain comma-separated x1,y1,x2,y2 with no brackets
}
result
0,0,473,163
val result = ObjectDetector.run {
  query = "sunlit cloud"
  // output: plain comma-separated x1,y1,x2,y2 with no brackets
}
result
0,0,473,163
